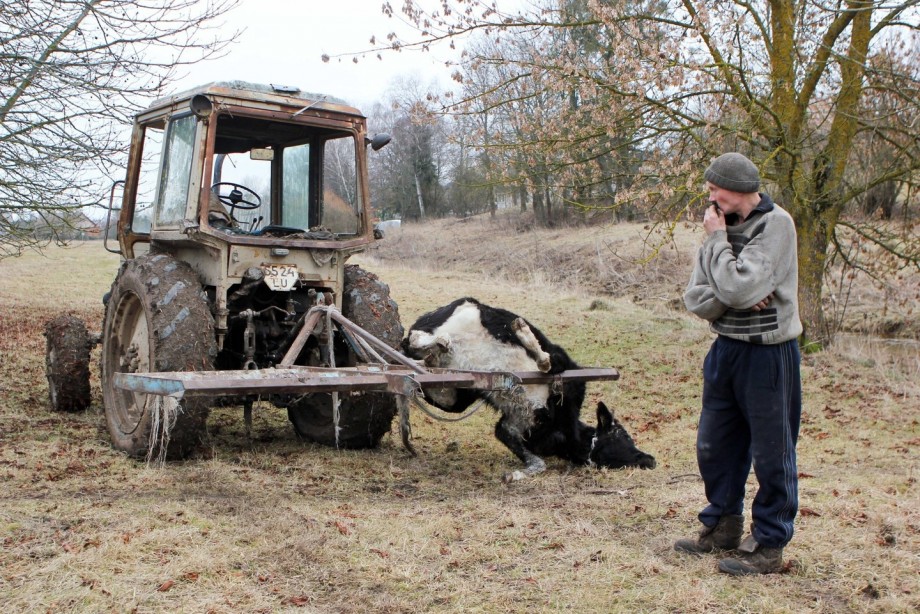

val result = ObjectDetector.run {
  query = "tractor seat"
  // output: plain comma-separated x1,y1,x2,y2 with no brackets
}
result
208,193,236,231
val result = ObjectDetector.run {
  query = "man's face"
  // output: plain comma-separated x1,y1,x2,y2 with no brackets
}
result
706,181,746,214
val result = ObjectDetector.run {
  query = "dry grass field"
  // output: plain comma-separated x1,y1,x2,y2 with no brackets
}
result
1,217,918,613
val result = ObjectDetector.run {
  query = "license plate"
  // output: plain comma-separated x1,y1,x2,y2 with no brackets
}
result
262,264,298,291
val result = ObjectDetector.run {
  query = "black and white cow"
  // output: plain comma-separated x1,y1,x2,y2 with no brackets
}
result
402,297,656,481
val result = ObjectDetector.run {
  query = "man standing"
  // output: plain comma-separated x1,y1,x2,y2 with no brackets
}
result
675,152,803,576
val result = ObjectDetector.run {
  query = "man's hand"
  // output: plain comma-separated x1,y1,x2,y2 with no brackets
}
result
703,204,725,235
751,293,774,311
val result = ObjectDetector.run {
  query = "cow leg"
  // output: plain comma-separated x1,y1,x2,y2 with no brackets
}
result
495,415,546,482
511,317,551,372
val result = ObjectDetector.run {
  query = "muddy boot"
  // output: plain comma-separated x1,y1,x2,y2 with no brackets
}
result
674,515,743,554
718,534,784,575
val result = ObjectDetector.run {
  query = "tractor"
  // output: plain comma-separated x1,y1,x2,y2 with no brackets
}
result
43,81,619,462
44,82,408,458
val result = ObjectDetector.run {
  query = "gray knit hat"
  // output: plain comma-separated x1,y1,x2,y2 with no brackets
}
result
704,152,760,193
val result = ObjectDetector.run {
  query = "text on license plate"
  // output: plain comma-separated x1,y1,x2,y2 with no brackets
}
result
262,264,298,291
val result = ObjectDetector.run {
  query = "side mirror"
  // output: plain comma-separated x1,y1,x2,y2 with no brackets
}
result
366,133,391,151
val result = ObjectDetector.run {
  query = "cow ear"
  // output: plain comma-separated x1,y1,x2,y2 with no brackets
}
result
596,402,614,432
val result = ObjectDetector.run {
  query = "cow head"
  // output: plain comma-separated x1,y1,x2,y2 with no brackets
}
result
401,330,452,368
589,402,656,470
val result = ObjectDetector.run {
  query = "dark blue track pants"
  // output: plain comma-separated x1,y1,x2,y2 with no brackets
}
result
696,336,802,548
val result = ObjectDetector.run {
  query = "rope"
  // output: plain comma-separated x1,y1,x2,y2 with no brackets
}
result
325,307,341,449
146,396,180,466
409,393,490,423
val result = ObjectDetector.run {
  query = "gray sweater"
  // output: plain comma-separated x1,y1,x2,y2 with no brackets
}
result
684,195,803,344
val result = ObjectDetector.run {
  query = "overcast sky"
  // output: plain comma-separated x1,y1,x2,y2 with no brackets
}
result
172,0,465,110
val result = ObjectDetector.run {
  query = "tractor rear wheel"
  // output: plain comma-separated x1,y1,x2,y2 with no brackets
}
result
100,253,216,459
44,314,92,412
286,265,404,448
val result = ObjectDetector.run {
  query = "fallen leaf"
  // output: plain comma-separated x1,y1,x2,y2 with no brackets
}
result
283,594,311,606
157,580,174,592
800,507,821,517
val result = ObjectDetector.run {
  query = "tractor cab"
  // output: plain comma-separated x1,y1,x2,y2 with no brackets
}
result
116,81,389,257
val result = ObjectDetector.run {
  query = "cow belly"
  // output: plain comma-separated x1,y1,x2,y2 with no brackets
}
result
438,311,550,409
408,301,551,411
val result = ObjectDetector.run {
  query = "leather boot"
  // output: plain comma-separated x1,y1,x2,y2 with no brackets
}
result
718,534,784,575
674,514,744,554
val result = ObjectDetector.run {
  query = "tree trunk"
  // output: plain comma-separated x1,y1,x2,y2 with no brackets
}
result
489,183,497,218
532,179,544,223
795,204,832,348
414,173,426,219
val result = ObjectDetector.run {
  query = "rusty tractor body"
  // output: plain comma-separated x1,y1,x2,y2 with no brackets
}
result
43,82,619,461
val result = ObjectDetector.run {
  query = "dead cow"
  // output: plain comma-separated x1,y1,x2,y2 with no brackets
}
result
402,297,656,481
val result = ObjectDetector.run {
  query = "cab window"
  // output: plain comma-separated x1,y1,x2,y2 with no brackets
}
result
155,114,196,227
209,113,360,237
321,136,358,234
282,143,310,229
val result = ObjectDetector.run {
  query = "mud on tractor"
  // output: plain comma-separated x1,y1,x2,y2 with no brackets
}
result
44,82,619,461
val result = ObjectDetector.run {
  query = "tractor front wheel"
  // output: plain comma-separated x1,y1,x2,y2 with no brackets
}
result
100,253,216,459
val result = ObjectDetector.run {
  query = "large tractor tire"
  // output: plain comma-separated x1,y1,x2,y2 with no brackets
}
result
44,314,92,412
100,253,216,459
287,265,404,448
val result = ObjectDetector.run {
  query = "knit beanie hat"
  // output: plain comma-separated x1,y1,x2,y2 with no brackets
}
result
704,153,760,193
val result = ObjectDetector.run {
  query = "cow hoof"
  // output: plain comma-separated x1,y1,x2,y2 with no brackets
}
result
503,456,547,482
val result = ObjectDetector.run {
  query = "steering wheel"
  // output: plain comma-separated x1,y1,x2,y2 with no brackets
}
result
211,182,262,211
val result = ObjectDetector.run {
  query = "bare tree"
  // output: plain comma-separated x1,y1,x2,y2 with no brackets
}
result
0,0,239,258
368,76,449,220
357,0,920,346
